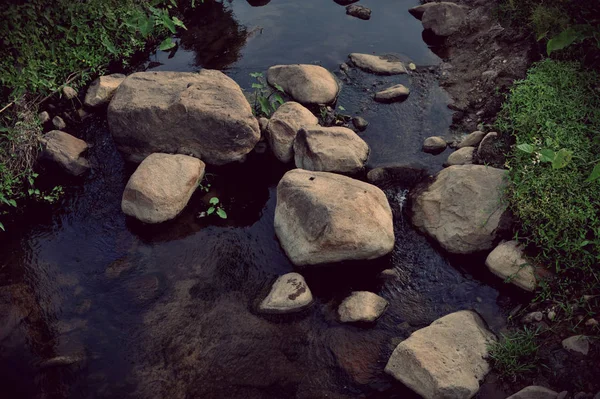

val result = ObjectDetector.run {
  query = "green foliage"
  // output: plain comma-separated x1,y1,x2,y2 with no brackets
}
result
206,197,227,219
496,59,600,275
488,327,541,379
249,72,284,117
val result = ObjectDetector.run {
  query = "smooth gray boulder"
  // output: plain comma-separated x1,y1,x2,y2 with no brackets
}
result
122,153,205,223
274,169,394,266
421,2,468,37
266,65,339,105
506,386,558,399
259,272,313,314
385,310,495,399
411,165,508,254
266,102,318,163
485,241,537,291
293,126,369,173
40,130,90,176
85,74,126,107
374,84,410,103
108,70,260,165
446,146,475,166
338,291,388,323
348,53,407,75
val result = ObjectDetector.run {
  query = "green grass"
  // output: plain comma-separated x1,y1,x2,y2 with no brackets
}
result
488,327,541,379
496,59,600,278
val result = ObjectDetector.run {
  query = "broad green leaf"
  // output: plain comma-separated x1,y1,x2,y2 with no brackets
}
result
338,105,346,111
0,222,4,232
552,148,572,169
251,83,264,89
272,93,284,105
258,97,271,116
516,143,535,154
546,27,590,55
8,199,17,207
586,162,600,183
273,83,285,93
250,72,263,78
172,16,187,30
139,16,153,37
101,36,118,55
209,197,219,205
207,206,215,215
216,208,227,219
539,149,555,163
158,37,175,51
161,13,176,33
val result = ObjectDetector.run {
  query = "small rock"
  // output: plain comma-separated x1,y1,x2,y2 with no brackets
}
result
62,86,78,100
547,310,556,321
506,386,558,399
38,111,50,124
422,136,447,154
259,272,313,314
562,335,590,355
352,116,369,131
485,241,537,291
267,64,339,105
84,74,126,107
346,4,371,20
522,311,543,324
457,131,486,148
267,101,318,163
446,146,475,166
585,318,598,327
52,115,66,130
379,269,398,280
557,392,568,399
340,62,350,73
258,117,269,133
348,53,407,75
421,2,468,37
374,84,410,103
77,108,91,121
338,291,388,323
41,130,90,176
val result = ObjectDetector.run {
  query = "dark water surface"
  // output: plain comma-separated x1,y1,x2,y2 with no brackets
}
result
1,0,515,398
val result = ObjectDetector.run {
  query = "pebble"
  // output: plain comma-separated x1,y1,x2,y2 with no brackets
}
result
52,115,66,130
547,310,556,321
38,111,50,124
585,318,598,327
352,116,369,131
62,86,78,100
521,311,543,324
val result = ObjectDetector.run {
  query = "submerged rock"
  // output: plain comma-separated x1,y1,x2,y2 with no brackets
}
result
352,116,369,131
367,164,428,189
266,101,319,163
338,291,388,323
562,335,590,356
84,74,126,107
266,64,339,105
274,169,394,266
422,136,447,154
421,2,468,37
52,115,66,130
411,165,508,254
108,70,260,165
293,126,369,173
506,386,558,399
485,241,537,291
457,130,486,149
348,53,407,75
259,272,313,314
374,84,410,103
385,310,495,399
346,4,371,20
122,153,205,223
446,146,474,166
41,130,90,176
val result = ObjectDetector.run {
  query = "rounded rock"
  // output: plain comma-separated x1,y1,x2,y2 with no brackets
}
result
422,136,447,154
338,291,388,323
259,272,313,314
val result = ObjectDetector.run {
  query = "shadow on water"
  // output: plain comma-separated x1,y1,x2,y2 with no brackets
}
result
1,0,519,398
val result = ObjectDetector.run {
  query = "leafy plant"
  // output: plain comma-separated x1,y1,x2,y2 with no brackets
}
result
206,197,227,219
249,72,285,117
488,327,541,379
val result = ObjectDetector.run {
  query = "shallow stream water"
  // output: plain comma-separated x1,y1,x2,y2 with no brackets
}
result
1,0,518,397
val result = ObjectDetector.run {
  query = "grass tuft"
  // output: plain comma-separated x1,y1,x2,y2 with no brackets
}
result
488,327,541,379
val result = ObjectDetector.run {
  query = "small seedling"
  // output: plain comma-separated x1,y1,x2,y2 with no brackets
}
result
207,197,227,219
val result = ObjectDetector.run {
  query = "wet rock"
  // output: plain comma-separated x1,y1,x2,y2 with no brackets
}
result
562,335,590,355
522,311,543,324
258,116,269,134
293,126,369,173
457,131,486,149
408,3,439,20
85,74,126,107
274,169,394,265
259,272,313,314
506,386,558,399
379,269,398,280
41,130,90,176
348,53,407,75
346,4,371,20
266,101,318,163
126,274,163,304
422,136,447,154
340,62,351,74
62,86,78,100
108,70,260,165
385,310,495,399
122,153,205,223
485,241,537,291
338,291,388,323
38,111,50,124
374,84,410,103
411,165,508,254
446,146,474,166
421,2,468,37
52,115,66,130
266,64,339,105
352,116,369,131
367,164,428,189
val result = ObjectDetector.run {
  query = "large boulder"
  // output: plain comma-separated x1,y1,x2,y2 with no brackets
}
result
84,74,126,107
266,102,318,163
266,65,339,105
293,126,369,173
411,165,508,254
385,310,495,399
107,70,260,165
348,53,407,75
121,153,205,223
338,291,388,323
485,241,537,291
421,2,468,37
259,272,313,314
274,169,394,266
40,130,90,176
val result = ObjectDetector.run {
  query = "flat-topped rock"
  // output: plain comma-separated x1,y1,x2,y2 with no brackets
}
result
485,241,537,291
446,146,475,166
122,153,205,223
259,273,313,314
374,84,410,103
348,53,407,75
274,169,394,266
267,65,339,105
85,74,126,107
385,310,495,399
41,130,90,176
338,291,388,323
267,102,318,163
294,126,369,173
108,70,259,165
411,165,509,254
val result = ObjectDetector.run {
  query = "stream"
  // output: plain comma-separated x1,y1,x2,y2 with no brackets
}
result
0,0,517,398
